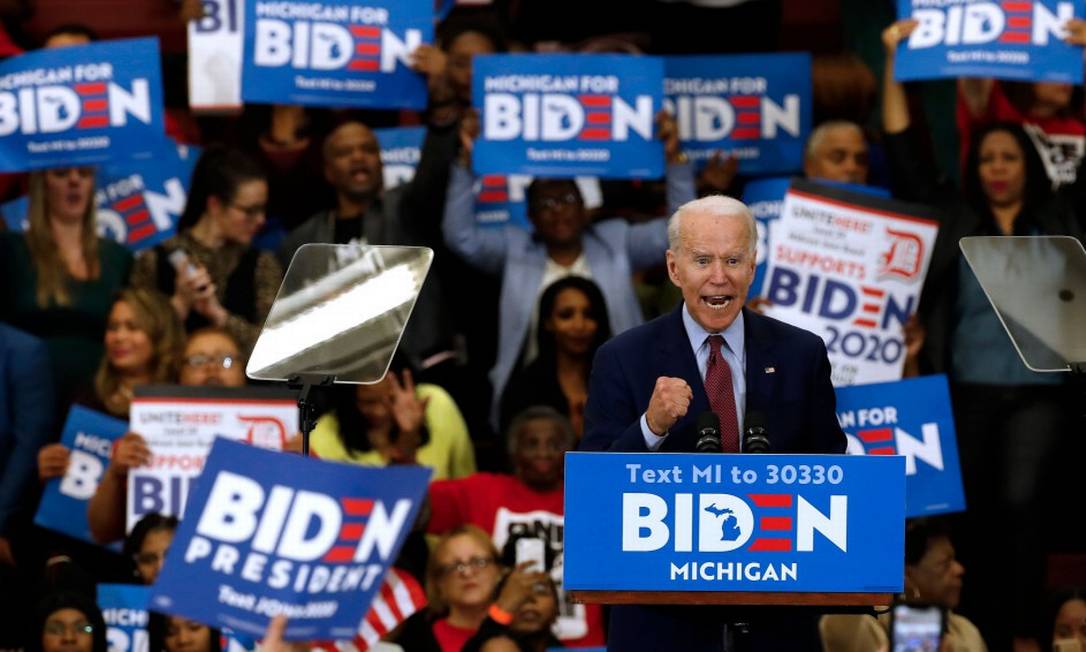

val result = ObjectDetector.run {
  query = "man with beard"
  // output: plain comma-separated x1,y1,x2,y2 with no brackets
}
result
278,120,452,364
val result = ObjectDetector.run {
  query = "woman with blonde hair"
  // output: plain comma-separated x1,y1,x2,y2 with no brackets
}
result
0,167,132,404
394,525,530,652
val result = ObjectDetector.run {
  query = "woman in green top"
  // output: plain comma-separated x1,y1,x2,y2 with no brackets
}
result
0,167,132,404
311,361,476,481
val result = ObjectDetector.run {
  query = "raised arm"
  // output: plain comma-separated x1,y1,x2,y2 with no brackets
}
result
881,19,918,137
441,111,510,274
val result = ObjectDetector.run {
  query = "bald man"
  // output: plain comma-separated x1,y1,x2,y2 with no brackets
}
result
278,121,451,361
803,120,870,186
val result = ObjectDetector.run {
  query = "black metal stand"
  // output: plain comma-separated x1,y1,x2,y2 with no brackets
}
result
287,374,335,457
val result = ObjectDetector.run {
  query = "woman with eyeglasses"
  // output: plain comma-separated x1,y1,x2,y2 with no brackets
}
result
394,525,511,652
31,591,107,652
177,327,247,388
130,146,282,353
0,167,133,406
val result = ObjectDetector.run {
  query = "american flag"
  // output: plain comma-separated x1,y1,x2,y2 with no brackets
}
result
312,568,427,651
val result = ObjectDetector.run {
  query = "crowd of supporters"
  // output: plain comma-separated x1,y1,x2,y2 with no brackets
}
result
0,1,1085,651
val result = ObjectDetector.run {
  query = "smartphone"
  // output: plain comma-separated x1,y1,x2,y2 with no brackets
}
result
515,537,546,571
890,602,944,652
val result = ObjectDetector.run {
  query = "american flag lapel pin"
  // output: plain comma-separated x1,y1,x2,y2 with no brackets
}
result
764,366,775,374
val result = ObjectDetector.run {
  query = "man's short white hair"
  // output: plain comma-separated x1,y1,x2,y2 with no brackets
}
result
667,195,757,253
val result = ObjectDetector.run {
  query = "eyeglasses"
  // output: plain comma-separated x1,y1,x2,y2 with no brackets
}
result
184,354,236,369
134,550,165,566
44,621,94,636
230,203,266,219
437,556,494,578
533,193,580,212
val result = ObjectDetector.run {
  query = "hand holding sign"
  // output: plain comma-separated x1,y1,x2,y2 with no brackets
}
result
458,108,481,167
883,19,919,55
38,443,71,481
109,433,152,479
646,377,693,436
656,110,682,165
1065,17,1086,44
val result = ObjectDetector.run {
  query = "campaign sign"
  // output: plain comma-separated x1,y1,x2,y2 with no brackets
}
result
34,406,128,545
762,180,938,386
99,584,150,652
374,125,425,190
895,0,1086,83
564,453,904,593
242,0,431,109
0,141,193,251
742,176,792,297
472,54,665,178
837,375,965,517
126,385,299,533
664,54,811,174
0,38,165,172
150,438,431,640
189,0,245,111
744,178,891,297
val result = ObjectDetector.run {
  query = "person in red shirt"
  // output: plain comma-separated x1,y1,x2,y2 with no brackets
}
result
394,525,505,652
427,406,604,647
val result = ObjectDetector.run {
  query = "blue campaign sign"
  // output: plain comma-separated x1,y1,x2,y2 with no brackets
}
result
743,176,792,297
564,453,904,593
99,584,150,652
895,0,1086,83
374,125,425,190
664,54,812,174
0,38,166,172
0,140,192,251
150,438,431,641
34,406,128,545
836,375,966,517
242,0,432,109
473,54,665,179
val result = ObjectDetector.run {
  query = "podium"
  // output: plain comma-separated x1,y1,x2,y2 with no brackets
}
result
563,453,904,608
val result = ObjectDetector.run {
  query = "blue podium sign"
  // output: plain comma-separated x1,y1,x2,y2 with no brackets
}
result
564,453,904,593
836,375,966,517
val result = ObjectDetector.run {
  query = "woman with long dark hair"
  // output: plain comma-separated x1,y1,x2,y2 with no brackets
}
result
884,21,1084,649
130,146,281,352
498,277,612,439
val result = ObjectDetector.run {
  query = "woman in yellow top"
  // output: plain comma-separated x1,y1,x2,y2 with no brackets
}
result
310,365,476,481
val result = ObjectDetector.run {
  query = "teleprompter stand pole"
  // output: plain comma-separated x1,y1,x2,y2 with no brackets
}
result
287,374,335,457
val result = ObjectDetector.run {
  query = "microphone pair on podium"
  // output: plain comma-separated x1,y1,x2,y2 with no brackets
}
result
695,411,770,454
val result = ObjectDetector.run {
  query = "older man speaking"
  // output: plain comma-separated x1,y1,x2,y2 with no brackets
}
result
580,194,845,651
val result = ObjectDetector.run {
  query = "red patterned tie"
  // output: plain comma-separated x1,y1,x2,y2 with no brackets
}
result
705,335,740,452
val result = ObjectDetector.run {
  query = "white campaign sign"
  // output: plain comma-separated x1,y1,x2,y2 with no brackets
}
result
761,184,938,386
125,389,296,532
188,0,244,111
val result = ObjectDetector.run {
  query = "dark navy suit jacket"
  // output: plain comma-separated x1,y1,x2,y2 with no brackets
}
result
580,305,846,651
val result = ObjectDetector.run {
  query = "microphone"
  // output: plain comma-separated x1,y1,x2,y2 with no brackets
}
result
694,411,722,453
743,411,770,453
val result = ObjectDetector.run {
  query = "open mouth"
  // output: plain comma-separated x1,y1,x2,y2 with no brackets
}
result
702,295,734,310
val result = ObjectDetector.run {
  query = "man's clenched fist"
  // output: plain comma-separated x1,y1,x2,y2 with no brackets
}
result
645,377,692,435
